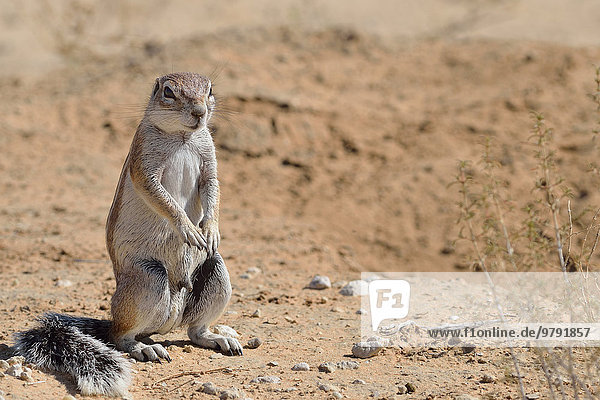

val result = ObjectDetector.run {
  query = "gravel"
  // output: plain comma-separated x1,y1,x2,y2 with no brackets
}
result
250,375,281,384
245,337,262,349
339,280,368,296
308,275,331,290
201,382,219,395
318,383,340,392
318,362,336,373
480,374,496,383
292,362,310,371
352,341,383,358
336,360,359,370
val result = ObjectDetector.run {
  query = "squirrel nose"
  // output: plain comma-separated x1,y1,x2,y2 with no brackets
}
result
191,104,206,118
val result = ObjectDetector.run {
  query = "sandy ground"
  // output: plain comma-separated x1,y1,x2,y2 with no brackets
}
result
2,1,600,399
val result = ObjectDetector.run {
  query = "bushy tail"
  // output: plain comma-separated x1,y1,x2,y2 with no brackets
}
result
14,313,131,397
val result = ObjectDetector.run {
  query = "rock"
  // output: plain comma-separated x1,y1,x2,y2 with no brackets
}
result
339,280,368,296
405,382,416,393
62,396,77,400
397,385,407,394
19,371,33,382
318,383,340,392
55,279,73,287
267,361,278,366
213,325,240,338
318,362,336,373
0,360,8,369
183,345,194,353
240,267,261,279
251,309,262,318
352,379,366,384
352,341,383,358
308,275,331,290
209,353,224,359
219,388,242,399
245,337,262,349
526,394,540,400
336,360,359,370
461,345,475,354
7,356,24,366
250,375,281,384
332,391,343,399
480,374,496,383
5,364,23,377
292,362,310,371
454,395,480,400
201,382,219,395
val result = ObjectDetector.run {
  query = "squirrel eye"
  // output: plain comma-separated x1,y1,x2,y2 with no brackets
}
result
163,86,176,99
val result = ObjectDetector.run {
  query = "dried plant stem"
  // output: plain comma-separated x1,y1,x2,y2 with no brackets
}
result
458,165,526,400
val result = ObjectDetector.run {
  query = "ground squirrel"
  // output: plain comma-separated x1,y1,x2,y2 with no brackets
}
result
15,72,242,397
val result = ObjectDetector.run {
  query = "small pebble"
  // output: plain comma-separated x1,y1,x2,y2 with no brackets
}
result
356,308,367,315
454,395,480,400
405,382,416,393
332,391,343,399
352,379,366,385
55,279,73,288
267,361,278,366
245,337,262,349
0,360,8,369
480,374,496,383
250,375,281,384
219,388,241,399
352,341,383,358
336,361,359,370
62,396,77,400
209,353,224,360
397,385,407,394
251,309,262,318
291,362,310,371
183,345,194,353
339,280,368,296
201,382,218,395
318,362,336,373
213,325,240,338
308,275,331,290
240,266,262,279
318,383,340,392
526,394,540,400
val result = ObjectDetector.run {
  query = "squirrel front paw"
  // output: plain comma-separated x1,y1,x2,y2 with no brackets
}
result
175,217,207,250
200,219,220,256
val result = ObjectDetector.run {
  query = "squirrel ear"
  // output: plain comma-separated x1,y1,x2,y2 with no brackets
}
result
151,79,160,97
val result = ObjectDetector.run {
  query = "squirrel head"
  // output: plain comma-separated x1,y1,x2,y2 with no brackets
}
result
145,72,215,133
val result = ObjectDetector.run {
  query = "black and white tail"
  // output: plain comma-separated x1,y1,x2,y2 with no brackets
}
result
14,313,131,397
